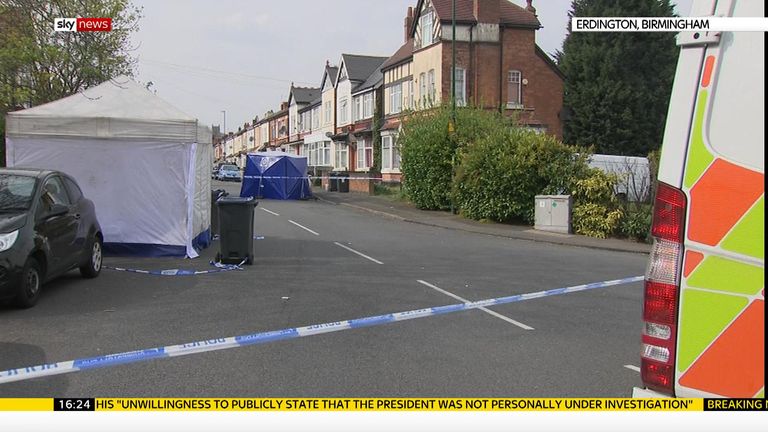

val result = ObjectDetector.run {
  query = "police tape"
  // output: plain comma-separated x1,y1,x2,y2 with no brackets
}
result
0,276,643,385
0,396,719,412
103,259,247,276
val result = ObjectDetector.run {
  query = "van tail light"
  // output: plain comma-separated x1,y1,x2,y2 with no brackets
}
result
640,182,686,395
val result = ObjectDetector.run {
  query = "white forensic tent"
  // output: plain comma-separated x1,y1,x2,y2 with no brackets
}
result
5,76,212,257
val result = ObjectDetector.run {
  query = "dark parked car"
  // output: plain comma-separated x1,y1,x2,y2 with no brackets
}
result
0,168,103,308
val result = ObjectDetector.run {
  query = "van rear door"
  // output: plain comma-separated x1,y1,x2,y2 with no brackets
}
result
637,0,764,398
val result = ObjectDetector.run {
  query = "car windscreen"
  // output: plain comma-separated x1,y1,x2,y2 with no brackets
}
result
221,165,238,172
0,174,38,211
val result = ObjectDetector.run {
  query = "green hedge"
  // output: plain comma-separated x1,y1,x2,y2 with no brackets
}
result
398,105,629,238
453,127,590,224
399,106,510,210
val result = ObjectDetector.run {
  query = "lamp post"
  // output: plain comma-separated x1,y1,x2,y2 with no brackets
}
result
451,0,456,126
221,110,226,136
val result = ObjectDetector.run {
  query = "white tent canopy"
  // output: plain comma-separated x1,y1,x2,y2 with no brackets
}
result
5,76,212,258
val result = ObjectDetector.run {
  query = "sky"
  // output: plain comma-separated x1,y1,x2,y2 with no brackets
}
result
131,0,693,135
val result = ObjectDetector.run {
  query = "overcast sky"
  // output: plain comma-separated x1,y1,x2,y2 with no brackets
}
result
131,0,693,134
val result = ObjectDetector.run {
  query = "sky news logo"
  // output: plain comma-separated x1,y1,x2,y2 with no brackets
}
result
54,18,112,32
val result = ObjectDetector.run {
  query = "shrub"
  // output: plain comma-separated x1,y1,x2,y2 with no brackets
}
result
452,127,589,224
571,169,624,238
399,105,510,210
620,204,652,242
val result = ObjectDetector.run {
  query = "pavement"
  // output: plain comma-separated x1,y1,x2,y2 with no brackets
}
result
311,188,651,255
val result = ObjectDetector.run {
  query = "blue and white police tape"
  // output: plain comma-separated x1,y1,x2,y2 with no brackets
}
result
211,234,265,240
0,275,643,384
103,259,247,276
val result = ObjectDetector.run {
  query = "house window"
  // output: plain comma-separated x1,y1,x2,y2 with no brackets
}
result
419,72,426,106
321,141,331,166
428,69,435,103
389,83,402,114
408,80,414,109
339,97,348,124
325,101,332,125
312,108,319,129
356,139,373,170
335,143,348,169
354,96,362,121
421,10,433,47
508,70,522,108
363,93,373,118
309,143,316,166
382,136,392,170
451,67,466,107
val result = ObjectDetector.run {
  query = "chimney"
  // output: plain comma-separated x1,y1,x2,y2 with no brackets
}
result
404,6,414,42
473,0,500,24
525,0,537,15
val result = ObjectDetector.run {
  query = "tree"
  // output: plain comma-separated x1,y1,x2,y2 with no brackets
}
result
0,0,142,164
558,0,678,156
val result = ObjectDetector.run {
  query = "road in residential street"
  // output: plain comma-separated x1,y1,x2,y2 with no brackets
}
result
0,180,648,397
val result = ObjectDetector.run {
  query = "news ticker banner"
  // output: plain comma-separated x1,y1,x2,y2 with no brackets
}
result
1,398,767,412
572,17,768,32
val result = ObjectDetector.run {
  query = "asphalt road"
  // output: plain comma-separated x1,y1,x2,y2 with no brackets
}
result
0,180,648,397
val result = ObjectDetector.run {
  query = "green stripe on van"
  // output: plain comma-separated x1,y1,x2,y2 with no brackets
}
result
687,256,764,296
721,197,764,260
683,90,715,189
677,289,747,373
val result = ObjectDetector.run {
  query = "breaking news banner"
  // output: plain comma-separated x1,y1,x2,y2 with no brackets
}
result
0,398,731,412
571,17,768,32
53,17,112,32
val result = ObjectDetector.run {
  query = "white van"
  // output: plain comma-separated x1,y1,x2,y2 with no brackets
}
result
633,0,764,398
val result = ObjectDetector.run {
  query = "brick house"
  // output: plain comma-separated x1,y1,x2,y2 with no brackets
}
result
379,0,565,182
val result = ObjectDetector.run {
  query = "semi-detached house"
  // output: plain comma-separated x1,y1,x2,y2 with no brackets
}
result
380,0,564,181
287,85,321,156
330,54,388,176
303,62,339,177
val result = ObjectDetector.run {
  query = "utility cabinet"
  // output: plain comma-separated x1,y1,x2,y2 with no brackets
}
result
534,195,572,234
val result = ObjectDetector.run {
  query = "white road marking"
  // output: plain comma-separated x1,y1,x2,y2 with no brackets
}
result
288,220,319,236
261,208,280,216
334,242,384,265
624,365,641,373
417,280,534,330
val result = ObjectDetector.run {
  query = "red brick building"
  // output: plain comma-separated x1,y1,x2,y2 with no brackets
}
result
381,0,564,163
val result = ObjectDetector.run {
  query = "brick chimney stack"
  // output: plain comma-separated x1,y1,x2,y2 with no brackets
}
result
526,0,537,15
473,0,500,24
404,6,414,42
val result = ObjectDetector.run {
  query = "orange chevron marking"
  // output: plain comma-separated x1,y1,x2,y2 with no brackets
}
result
679,300,764,397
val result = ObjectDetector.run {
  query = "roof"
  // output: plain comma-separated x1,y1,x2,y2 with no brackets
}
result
6,76,207,142
323,65,339,88
340,54,389,83
353,67,383,94
415,0,540,30
290,86,320,104
381,39,414,71
0,167,55,179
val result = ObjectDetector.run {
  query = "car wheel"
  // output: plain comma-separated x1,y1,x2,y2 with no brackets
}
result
80,236,103,279
15,257,42,308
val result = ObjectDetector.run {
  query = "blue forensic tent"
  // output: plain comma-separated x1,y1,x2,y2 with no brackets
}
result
240,152,312,200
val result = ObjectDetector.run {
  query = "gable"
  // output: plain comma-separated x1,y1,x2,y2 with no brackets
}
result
413,0,440,50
